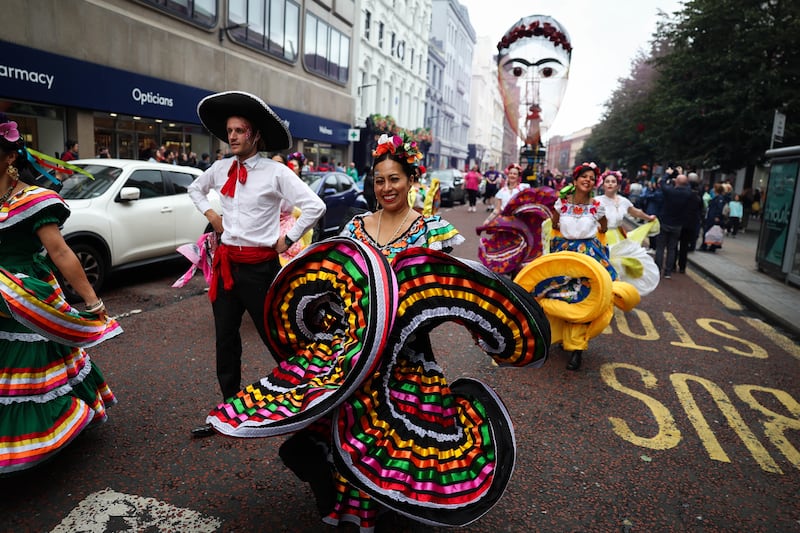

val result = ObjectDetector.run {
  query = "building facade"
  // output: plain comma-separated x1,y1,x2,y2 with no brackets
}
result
429,0,474,171
2,0,358,167
351,0,432,173
468,35,504,171
545,127,593,176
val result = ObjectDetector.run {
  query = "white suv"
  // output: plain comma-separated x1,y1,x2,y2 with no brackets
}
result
57,159,219,298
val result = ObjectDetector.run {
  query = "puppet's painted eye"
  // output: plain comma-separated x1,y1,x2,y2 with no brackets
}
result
512,66,523,77
541,67,554,78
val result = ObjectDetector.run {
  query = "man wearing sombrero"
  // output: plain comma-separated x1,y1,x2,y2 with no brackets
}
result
188,91,325,437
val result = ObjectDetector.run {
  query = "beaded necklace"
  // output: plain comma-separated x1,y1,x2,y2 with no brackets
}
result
0,181,18,205
376,208,414,249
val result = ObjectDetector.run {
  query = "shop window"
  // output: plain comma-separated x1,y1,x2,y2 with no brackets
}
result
228,0,299,62
303,12,350,84
137,0,217,28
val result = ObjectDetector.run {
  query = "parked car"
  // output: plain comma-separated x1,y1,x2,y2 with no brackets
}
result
56,159,220,299
428,169,466,207
300,171,369,239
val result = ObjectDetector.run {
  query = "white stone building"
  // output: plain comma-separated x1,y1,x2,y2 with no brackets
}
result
468,35,505,170
429,0,475,170
354,0,432,130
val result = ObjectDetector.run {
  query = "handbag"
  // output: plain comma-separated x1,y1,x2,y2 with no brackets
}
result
704,224,724,246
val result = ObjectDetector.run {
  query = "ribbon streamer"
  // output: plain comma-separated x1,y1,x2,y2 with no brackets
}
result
25,147,94,184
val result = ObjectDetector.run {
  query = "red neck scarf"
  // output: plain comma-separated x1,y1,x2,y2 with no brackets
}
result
221,159,247,197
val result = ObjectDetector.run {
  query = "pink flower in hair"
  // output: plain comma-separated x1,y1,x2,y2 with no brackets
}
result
0,121,20,143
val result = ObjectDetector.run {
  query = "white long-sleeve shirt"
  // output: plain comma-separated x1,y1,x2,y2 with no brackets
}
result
188,153,325,247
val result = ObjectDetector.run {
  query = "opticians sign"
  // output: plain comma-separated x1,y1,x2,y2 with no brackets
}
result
0,39,208,123
0,39,351,142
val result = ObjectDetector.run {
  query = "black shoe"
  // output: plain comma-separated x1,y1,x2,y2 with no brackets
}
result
566,350,582,371
679,268,686,273
191,423,215,438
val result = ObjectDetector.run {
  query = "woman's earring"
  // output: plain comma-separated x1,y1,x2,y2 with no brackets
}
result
7,164,19,180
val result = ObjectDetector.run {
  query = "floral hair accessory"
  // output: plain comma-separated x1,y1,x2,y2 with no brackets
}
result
288,151,306,164
599,169,622,188
0,120,20,143
505,163,522,174
572,161,599,180
372,132,424,165
497,16,572,56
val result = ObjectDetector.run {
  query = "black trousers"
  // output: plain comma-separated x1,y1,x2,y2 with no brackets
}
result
677,225,696,272
211,258,281,399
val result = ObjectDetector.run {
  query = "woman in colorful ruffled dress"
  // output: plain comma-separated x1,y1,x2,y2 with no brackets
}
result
339,135,463,258
595,170,656,243
0,115,121,474
524,162,636,372
204,132,550,532
595,170,660,297
550,162,616,279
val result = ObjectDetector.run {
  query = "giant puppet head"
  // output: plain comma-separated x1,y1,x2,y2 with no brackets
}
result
497,15,572,147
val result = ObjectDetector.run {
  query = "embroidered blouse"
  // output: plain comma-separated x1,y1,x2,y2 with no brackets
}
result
554,197,605,240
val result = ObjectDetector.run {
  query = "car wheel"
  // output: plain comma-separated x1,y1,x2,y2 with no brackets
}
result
61,242,107,302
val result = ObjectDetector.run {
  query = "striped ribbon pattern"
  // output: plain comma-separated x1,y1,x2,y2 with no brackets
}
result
207,238,397,437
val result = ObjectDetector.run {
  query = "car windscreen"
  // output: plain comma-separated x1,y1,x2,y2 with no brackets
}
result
301,173,324,191
59,165,122,199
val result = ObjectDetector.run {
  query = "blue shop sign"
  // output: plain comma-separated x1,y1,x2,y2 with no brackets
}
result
0,40,349,143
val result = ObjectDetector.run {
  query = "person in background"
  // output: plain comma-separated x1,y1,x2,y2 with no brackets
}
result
464,164,482,212
699,183,727,251
595,170,655,242
740,187,753,233
197,152,212,171
641,180,664,251
96,146,111,158
521,161,537,187
317,155,333,172
655,173,694,279
287,151,305,178
726,194,743,238
0,113,121,474
346,161,358,181
61,140,79,161
187,91,325,437
482,164,503,211
486,163,530,221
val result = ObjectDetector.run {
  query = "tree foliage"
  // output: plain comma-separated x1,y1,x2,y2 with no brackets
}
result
585,0,800,174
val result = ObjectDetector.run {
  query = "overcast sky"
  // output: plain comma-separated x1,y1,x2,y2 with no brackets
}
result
458,0,684,138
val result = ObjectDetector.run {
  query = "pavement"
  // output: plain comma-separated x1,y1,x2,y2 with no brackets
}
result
682,223,800,339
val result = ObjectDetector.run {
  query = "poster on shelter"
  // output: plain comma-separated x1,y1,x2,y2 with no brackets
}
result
758,160,798,268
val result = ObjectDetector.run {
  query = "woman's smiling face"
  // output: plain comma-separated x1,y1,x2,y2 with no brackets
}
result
373,158,412,212
575,170,596,193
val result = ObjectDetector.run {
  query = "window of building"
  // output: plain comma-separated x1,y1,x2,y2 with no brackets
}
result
304,13,350,84
228,0,300,62
364,10,371,40
391,32,396,56
378,22,384,49
138,0,217,28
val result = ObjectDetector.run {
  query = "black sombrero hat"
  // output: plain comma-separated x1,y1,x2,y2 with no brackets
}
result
197,91,292,151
